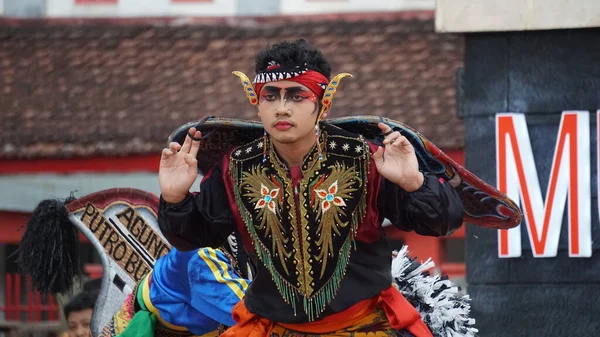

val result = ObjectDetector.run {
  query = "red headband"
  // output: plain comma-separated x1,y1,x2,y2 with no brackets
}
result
254,70,329,99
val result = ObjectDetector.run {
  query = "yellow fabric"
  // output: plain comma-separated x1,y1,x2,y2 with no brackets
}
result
100,286,220,337
270,307,396,337
197,248,248,299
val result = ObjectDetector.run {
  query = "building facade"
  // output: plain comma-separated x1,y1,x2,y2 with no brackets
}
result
2,0,435,17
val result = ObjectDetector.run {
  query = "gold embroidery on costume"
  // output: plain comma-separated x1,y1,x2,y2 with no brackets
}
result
267,139,323,297
229,124,370,321
241,165,291,275
312,163,358,277
271,308,394,337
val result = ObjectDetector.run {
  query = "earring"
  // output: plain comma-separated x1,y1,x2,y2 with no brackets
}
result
315,124,323,161
262,129,268,163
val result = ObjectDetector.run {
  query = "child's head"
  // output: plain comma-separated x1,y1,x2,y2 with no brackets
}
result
64,291,96,337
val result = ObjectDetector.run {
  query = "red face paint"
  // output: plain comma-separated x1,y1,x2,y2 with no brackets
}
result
291,92,318,103
259,85,318,105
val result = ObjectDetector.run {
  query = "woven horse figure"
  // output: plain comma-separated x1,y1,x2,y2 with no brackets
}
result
17,188,251,337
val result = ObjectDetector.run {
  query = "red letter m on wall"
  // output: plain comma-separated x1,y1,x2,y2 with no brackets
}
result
496,111,591,258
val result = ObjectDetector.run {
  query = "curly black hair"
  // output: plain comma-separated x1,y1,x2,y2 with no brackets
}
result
254,39,332,80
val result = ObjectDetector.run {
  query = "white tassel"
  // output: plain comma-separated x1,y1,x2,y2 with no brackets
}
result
227,234,238,255
392,246,478,337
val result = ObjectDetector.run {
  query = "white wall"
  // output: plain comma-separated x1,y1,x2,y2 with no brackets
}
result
0,173,205,213
46,0,236,17
43,0,432,17
436,0,600,32
237,0,279,16
280,0,434,15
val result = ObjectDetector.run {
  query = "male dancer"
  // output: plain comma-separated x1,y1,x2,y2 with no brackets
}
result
158,39,464,337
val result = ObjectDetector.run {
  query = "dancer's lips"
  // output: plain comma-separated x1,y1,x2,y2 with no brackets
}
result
274,120,293,131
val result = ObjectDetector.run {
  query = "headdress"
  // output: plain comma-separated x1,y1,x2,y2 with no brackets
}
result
233,61,352,121
232,62,352,161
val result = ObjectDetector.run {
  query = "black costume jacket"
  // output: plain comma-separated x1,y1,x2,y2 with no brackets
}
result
158,123,464,323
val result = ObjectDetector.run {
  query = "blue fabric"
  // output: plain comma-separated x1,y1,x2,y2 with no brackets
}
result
148,247,250,335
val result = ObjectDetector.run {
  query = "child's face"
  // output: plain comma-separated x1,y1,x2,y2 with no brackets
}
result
67,308,93,337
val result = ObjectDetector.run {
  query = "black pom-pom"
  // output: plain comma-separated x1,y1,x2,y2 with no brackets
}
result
17,197,81,295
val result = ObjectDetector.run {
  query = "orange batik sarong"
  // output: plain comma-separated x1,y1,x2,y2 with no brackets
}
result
220,286,432,337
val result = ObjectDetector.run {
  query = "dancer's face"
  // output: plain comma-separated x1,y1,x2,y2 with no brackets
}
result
257,80,322,145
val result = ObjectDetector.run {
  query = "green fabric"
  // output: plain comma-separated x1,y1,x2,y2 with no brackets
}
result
115,310,157,337
114,275,156,337
137,275,149,311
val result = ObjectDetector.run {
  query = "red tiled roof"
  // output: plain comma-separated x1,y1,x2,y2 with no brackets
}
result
0,12,464,159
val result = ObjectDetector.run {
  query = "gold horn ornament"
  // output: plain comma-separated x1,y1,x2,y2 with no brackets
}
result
318,73,353,121
232,71,259,105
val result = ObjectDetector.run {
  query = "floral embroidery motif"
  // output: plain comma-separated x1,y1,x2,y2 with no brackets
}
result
241,165,291,275
255,184,280,214
315,181,346,212
311,163,359,278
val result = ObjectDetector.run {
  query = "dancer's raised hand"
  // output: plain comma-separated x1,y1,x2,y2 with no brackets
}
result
159,128,201,203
